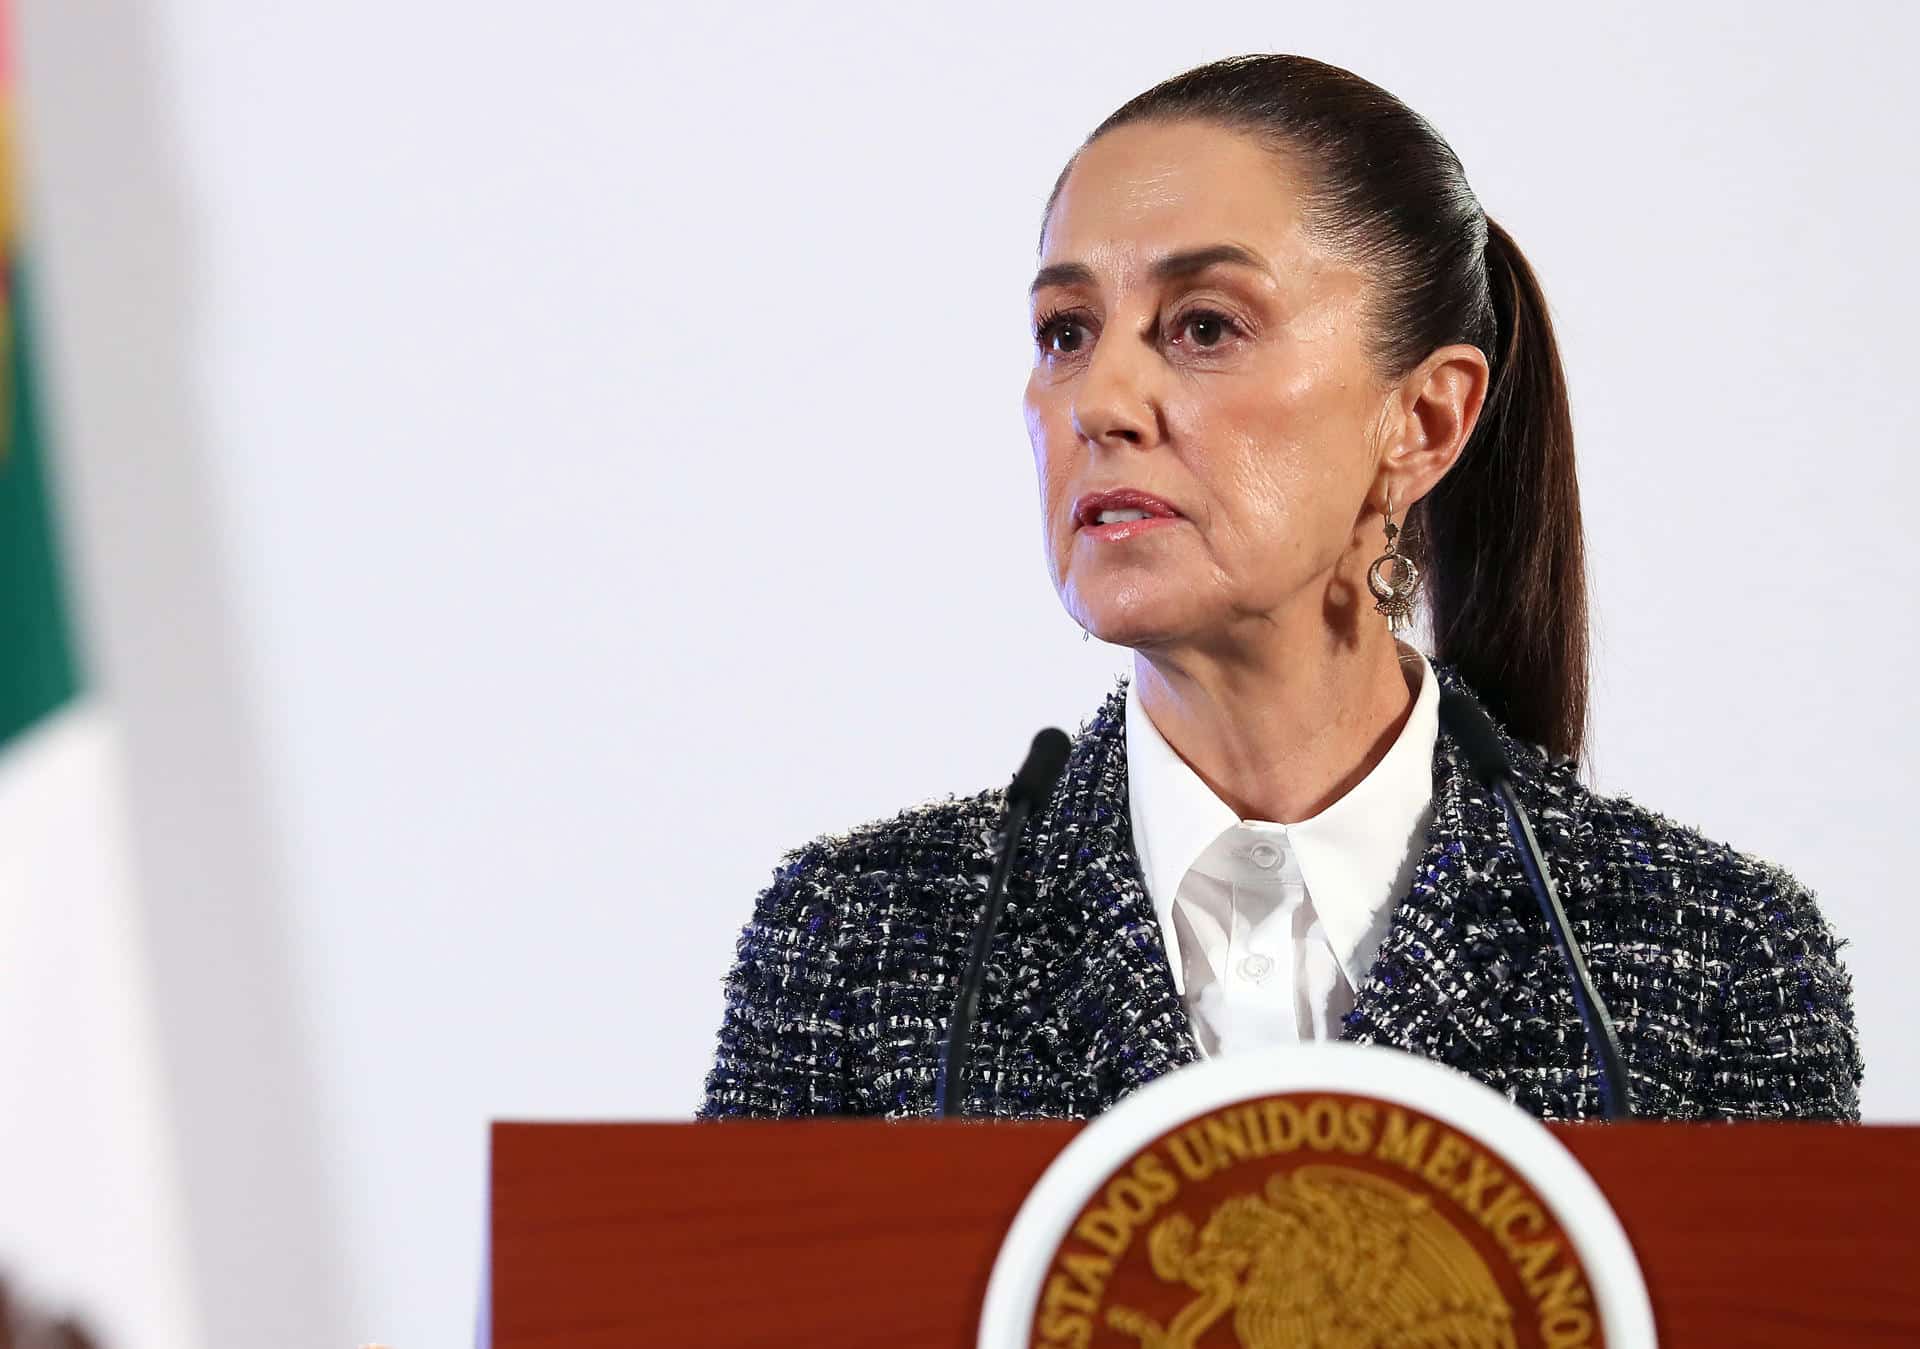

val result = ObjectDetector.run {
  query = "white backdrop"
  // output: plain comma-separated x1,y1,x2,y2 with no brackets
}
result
18,2,1918,1345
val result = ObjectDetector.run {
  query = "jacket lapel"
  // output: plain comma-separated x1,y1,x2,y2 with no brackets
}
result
1339,663,1570,1105
991,678,1200,1116
1338,711,1523,1094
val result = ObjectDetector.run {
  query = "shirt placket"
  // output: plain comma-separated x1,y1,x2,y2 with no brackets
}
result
1217,826,1301,1053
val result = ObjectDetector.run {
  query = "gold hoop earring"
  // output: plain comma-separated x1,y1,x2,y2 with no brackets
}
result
1367,492,1420,634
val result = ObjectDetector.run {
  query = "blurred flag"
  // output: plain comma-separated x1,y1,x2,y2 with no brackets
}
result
0,4,199,1345
0,1,76,747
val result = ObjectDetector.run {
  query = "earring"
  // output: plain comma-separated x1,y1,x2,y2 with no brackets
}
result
1082,627,1091,643
1367,491,1420,634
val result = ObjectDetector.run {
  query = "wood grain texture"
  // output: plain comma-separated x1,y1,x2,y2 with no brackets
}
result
491,1121,1919,1347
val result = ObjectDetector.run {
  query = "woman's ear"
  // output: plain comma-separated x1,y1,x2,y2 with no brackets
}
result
1375,342,1489,511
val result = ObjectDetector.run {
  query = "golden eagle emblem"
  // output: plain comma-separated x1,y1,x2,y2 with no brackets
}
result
1106,1164,1515,1349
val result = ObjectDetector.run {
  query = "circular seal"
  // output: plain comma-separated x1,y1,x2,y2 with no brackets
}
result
979,1044,1653,1348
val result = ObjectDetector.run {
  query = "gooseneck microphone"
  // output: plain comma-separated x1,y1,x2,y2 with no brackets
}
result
936,727,1073,1118
1439,691,1634,1119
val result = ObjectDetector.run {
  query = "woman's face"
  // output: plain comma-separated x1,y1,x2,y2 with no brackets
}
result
1025,119,1405,655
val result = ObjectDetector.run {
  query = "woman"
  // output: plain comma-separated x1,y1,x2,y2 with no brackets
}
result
698,54,1862,1123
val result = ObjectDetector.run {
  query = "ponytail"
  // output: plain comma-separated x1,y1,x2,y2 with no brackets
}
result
1414,218,1590,760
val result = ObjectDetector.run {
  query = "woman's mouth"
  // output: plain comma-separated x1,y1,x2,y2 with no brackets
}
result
1073,488,1184,543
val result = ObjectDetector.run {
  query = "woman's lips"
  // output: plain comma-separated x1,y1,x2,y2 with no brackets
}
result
1071,488,1184,543
1079,515,1182,543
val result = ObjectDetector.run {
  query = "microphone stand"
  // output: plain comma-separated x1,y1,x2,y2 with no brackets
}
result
1440,691,1634,1119
936,728,1071,1118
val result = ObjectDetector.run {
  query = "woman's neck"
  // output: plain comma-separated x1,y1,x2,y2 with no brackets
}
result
1131,621,1419,825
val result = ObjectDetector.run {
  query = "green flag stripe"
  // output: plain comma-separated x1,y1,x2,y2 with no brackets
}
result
0,260,82,745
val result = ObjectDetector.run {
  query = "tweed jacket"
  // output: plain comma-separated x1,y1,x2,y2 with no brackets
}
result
698,662,1863,1123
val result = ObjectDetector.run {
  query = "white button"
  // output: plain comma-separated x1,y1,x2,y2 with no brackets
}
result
1238,953,1274,982
1248,842,1282,869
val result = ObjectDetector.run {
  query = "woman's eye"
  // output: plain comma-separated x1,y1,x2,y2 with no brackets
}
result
1035,313,1089,357
1174,309,1241,349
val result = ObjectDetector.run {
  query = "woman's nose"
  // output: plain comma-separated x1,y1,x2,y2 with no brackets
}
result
1069,334,1158,450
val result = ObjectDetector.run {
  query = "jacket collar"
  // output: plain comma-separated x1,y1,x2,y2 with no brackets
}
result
1003,657,1559,1113
991,679,1201,1113
1339,658,1550,1098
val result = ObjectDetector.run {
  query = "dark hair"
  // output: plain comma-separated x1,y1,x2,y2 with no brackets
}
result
1044,55,1589,760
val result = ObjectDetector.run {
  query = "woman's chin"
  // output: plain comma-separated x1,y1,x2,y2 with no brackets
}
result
1075,598,1198,650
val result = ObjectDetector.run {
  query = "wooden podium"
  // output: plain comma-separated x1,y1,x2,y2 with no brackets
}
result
490,1119,1920,1346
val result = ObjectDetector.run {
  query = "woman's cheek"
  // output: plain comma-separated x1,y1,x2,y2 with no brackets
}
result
1046,494,1075,590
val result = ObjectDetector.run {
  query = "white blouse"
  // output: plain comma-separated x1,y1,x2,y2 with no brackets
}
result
1123,644,1439,1057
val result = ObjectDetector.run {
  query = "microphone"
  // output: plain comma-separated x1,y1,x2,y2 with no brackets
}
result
1438,691,1634,1120
936,727,1072,1118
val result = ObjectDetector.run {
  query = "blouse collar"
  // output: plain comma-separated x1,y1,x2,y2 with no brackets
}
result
1122,643,1441,995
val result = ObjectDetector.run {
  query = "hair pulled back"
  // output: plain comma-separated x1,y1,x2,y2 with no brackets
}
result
1046,55,1589,760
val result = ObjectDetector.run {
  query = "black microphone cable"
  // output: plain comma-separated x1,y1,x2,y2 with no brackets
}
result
1439,691,1634,1119
936,727,1072,1118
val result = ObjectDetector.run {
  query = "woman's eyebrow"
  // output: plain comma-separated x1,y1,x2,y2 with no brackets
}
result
1029,243,1272,296
1029,260,1094,294
1150,243,1271,284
